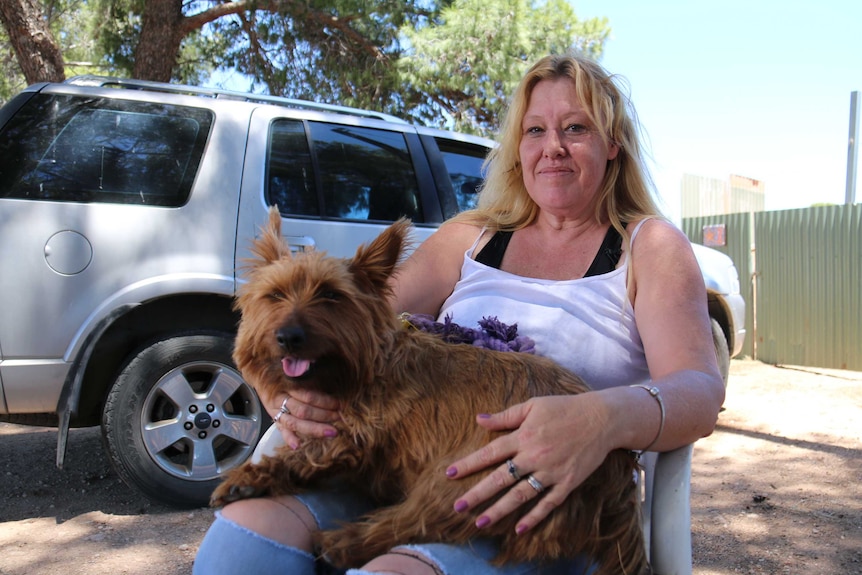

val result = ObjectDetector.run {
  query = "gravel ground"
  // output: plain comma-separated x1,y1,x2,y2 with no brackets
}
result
1,358,860,574
690,360,862,574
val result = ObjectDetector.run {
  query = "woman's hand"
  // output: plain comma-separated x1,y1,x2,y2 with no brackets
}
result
266,389,341,449
445,392,615,534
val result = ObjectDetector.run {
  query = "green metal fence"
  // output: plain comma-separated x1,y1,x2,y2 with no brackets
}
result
683,204,861,371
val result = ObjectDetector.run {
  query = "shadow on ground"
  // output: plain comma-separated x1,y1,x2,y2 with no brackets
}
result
690,362,862,574
1,424,178,523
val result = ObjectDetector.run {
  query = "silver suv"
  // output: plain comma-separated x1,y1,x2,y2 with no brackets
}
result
0,77,744,508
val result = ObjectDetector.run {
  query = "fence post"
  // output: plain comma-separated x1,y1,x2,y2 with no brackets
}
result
748,212,757,360
847,91,860,205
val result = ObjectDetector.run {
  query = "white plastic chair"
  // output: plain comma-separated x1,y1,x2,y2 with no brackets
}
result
640,445,694,574
251,426,694,574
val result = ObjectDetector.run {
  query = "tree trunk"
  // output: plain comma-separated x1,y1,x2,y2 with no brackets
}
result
0,0,65,84
132,0,184,81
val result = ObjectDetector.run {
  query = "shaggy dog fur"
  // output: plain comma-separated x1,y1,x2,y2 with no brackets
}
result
211,209,646,575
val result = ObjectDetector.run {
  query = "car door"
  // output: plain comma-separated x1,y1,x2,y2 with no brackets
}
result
0,88,237,413
237,107,443,262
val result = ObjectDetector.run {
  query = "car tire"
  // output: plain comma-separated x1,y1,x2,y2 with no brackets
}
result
711,318,730,387
102,331,266,508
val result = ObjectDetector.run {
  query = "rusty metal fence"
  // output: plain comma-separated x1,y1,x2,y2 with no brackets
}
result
683,204,861,371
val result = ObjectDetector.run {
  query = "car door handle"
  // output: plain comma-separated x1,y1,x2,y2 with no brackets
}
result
286,235,315,253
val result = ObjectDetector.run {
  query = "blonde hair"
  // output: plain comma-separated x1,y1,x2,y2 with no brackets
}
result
452,52,664,243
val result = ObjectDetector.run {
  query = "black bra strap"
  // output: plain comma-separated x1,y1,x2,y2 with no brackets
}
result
584,226,624,277
474,230,513,269
475,226,624,278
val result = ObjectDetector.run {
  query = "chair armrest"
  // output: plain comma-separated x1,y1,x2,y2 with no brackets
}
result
650,444,694,575
251,424,285,464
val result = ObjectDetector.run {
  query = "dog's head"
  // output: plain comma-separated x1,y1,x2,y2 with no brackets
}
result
233,207,411,400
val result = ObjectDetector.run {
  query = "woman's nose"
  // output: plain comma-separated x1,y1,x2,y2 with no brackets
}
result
543,130,564,157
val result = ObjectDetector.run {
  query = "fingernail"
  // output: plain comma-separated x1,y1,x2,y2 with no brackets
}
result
288,441,299,450
516,524,529,535
445,466,457,477
477,413,492,419
454,500,468,512
324,429,337,438
476,516,491,529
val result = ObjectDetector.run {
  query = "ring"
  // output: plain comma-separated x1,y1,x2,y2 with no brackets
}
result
526,474,544,493
506,459,521,481
273,398,290,424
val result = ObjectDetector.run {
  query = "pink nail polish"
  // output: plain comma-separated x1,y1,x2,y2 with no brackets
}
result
288,441,299,450
446,466,457,477
516,524,529,535
477,413,492,419
454,500,468,512
324,429,337,438
476,516,491,529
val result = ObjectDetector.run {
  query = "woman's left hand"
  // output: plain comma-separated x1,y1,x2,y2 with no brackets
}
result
446,392,614,534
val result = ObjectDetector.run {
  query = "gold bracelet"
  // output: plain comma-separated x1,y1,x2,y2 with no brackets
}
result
630,384,665,454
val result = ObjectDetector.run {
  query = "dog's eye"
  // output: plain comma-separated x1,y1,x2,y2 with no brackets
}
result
268,290,286,301
320,290,341,302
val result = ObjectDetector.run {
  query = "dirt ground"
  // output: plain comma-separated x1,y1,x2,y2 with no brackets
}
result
1,358,861,575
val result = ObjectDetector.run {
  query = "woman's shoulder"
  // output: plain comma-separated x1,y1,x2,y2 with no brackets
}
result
392,220,486,315
627,218,691,250
430,219,488,253
438,218,486,235
627,218,700,278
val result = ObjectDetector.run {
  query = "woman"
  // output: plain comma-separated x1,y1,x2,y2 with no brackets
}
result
194,52,724,575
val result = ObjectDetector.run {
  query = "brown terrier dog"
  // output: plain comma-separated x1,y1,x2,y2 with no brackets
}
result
211,208,646,575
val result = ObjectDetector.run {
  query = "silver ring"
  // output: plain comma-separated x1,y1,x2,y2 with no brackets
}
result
506,459,521,481
526,474,544,493
273,398,290,424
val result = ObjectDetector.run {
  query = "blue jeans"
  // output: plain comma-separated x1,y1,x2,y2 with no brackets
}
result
193,487,594,574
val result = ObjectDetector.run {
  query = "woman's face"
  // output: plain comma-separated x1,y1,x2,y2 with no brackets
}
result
518,78,619,216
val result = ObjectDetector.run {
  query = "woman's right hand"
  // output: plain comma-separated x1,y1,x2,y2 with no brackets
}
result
267,389,341,449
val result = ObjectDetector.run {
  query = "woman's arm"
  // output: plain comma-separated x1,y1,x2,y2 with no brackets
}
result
389,220,484,314
618,218,725,450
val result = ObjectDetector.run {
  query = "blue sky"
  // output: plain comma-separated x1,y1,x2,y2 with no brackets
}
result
570,0,862,220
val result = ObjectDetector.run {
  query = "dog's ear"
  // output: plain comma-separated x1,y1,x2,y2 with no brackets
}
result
349,218,411,291
249,206,289,266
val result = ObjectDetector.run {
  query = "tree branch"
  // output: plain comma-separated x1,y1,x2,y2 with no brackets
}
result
179,1,384,60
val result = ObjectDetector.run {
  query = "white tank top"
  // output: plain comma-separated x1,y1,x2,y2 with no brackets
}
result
438,221,651,390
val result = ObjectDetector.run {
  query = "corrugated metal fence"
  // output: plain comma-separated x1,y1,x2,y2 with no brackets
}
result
683,204,861,371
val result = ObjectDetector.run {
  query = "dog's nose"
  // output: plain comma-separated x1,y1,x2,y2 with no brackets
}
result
276,325,306,351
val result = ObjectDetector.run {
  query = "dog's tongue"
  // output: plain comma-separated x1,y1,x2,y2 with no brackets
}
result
282,357,311,378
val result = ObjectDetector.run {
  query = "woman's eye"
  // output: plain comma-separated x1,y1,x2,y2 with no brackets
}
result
566,123,588,134
525,126,544,135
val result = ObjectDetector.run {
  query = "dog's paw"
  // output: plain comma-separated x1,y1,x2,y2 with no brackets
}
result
209,482,265,507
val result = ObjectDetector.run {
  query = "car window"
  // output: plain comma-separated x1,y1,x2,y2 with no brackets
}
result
0,94,212,206
267,119,422,223
435,138,488,213
267,119,319,216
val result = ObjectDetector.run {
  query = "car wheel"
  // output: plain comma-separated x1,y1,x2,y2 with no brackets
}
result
711,318,730,387
102,331,266,508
